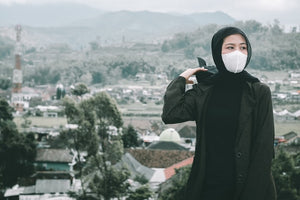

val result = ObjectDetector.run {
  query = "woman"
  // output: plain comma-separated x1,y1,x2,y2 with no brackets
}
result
161,27,276,200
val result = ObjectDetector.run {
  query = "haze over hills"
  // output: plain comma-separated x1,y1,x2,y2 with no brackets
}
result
0,3,235,27
0,3,235,48
0,3,104,27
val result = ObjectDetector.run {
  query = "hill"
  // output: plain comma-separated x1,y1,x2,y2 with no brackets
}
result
0,3,235,47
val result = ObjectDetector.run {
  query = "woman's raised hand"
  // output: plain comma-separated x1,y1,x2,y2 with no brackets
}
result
180,67,207,84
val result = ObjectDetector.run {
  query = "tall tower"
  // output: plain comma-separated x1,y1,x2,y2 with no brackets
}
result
11,24,24,112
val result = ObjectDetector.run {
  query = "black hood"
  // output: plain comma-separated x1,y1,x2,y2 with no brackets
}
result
211,26,252,73
195,27,259,84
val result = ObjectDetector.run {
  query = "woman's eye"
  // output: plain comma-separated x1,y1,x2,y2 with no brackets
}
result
241,46,247,50
227,46,234,49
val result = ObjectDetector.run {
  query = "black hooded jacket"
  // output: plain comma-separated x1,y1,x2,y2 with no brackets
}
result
162,27,276,200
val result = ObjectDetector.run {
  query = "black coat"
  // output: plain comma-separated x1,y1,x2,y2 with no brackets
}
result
162,76,276,200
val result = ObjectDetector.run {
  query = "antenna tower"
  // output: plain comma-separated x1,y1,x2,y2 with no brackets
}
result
11,24,24,112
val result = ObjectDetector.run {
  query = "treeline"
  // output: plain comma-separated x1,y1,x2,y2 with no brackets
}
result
23,56,158,86
161,20,300,70
0,37,14,60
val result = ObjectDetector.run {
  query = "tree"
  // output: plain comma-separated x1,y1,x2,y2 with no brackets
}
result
272,149,300,200
92,71,105,84
71,83,90,97
0,77,11,90
86,92,128,200
26,67,61,85
56,84,65,100
0,98,36,197
89,41,99,51
122,125,139,148
0,37,14,59
157,165,191,200
62,96,99,198
29,96,43,107
126,185,153,200
63,92,130,200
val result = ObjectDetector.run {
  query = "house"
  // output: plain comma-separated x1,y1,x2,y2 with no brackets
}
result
4,171,76,200
35,105,62,118
274,109,300,121
273,109,295,121
34,149,74,171
5,149,77,199
125,126,195,189
275,131,299,145
125,148,194,190
117,152,155,181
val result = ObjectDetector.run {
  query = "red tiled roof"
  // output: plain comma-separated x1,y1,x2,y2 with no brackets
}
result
164,156,194,180
126,149,194,168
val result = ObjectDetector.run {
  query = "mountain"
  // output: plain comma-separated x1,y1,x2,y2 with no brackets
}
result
0,3,236,48
0,3,235,28
75,10,235,34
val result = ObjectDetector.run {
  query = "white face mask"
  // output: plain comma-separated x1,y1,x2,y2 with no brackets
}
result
221,50,247,73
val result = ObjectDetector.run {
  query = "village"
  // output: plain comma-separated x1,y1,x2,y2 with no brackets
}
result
1,66,300,199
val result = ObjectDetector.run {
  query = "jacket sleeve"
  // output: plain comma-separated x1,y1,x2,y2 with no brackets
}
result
241,84,275,200
161,76,197,124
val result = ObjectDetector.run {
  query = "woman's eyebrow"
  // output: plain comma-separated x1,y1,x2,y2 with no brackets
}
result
224,42,247,46
224,43,236,46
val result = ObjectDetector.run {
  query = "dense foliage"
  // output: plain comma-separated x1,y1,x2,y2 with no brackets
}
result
157,165,191,200
0,37,13,60
161,20,300,70
272,148,300,200
122,125,140,148
0,98,36,198
61,92,131,200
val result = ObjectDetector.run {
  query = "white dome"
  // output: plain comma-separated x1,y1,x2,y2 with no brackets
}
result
159,128,181,143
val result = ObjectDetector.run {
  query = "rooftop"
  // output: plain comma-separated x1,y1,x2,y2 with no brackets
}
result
35,149,73,163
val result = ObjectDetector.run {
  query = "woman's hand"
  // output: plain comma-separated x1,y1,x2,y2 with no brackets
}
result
180,67,208,84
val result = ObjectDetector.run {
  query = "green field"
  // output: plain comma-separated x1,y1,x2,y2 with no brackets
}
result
274,121,299,136
14,114,298,137
119,102,162,116
14,116,68,129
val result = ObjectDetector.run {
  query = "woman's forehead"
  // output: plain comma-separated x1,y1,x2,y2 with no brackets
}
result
223,34,246,44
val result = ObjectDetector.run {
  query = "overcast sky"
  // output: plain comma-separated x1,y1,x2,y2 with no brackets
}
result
1,0,299,25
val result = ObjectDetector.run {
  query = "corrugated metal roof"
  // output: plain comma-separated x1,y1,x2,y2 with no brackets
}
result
35,179,71,193
4,186,24,197
35,149,73,163
119,153,154,180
